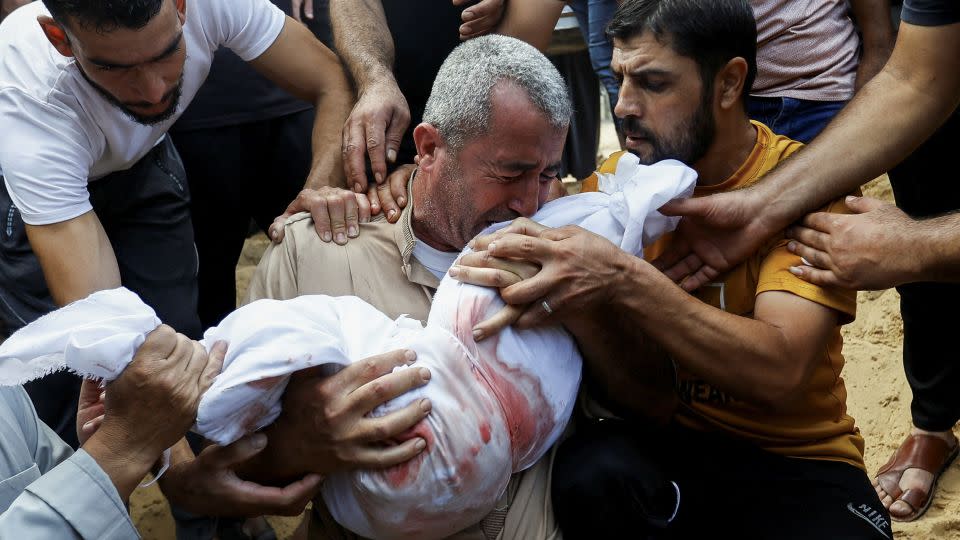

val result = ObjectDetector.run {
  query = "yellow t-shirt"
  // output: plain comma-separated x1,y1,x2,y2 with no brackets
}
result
583,121,865,470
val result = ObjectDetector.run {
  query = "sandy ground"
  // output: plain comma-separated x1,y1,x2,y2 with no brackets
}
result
130,119,959,539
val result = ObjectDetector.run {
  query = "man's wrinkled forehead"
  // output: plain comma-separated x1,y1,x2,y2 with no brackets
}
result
611,32,683,74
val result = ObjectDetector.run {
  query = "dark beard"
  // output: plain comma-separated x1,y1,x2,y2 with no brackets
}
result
77,65,184,126
623,90,716,166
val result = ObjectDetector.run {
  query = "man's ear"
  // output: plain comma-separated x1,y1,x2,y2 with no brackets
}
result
37,16,74,58
175,0,187,23
717,57,748,110
413,123,442,171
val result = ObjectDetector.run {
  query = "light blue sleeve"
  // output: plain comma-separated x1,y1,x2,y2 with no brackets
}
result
0,450,140,539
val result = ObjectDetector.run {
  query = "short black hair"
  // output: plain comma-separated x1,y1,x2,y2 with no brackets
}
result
42,0,165,33
607,0,757,99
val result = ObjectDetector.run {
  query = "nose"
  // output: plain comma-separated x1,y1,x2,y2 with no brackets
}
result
614,83,640,121
508,176,541,217
133,68,169,105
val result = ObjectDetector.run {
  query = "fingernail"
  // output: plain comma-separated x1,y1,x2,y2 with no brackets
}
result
354,183,363,193
460,24,471,34
397,196,406,206
251,433,267,449
419,367,431,382
448,266,460,277
404,349,417,363
322,232,332,242
375,172,383,184
336,232,346,244
348,226,359,237
462,10,474,21
389,209,397,220
472,328,484,341
787,241,797,252
100,391,106,401
420,399,432,413
387,149,397,162
800,256,813,267
83,419,96,430
415,438,427,450
788,266,802,276
846,196,859,203
468,239,476,249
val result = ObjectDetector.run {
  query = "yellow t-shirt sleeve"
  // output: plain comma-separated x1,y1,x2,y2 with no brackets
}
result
581,151,626,193
755,197,858,324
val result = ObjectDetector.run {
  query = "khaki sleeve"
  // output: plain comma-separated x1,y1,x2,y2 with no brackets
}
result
243,226,302,305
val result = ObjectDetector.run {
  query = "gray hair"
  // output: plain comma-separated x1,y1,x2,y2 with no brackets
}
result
423,35,572,151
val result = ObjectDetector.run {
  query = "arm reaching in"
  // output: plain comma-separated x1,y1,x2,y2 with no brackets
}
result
786,196,960,289
26,211,121,306
329,0,409,194
655,20,960,290
250,16,361,244
457,224,840,411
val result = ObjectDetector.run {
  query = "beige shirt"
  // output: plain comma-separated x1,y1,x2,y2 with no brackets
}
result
246,202,559,540
245,207,437,319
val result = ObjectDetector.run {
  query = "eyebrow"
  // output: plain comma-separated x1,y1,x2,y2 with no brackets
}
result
87,31,183,69
624,67,672,79
500,160,563,173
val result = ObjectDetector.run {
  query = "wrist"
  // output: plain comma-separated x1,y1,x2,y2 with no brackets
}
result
357,68,398,96
912,214,959,282
83,430,158,501
610,252,654,308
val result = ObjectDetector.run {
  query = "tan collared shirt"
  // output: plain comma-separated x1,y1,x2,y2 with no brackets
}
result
245,204,438,319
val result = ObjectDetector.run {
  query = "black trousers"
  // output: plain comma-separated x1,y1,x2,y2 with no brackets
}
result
0,137,201,446
888,108,960,432
552,420,892,540
171,108,314,329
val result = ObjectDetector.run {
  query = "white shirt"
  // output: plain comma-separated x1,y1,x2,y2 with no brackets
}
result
412,236,459,280
0,0,285,225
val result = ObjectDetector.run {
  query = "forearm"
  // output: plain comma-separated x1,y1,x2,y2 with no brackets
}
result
329,0,396,92
495,0,565,51
850,0,895,57
306,54,352,189
756,22,960,231
25,212,121,306
611,257,807,408
565,312,677,422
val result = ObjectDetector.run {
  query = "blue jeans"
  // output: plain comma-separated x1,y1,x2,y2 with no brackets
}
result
746,96,846,143
569,0,620,124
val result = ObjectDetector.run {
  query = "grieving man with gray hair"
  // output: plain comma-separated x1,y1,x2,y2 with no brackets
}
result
243,35,570,538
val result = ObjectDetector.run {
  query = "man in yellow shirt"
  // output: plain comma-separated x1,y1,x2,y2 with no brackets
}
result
452,0,891,537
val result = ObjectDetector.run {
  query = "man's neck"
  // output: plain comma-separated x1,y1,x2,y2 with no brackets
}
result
692,117,757,186
410,176,460,253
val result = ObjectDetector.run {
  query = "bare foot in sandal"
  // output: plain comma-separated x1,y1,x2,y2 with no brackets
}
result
873,428,959,522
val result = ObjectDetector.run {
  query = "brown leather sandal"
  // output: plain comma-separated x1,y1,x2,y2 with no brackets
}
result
875,433,959,522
